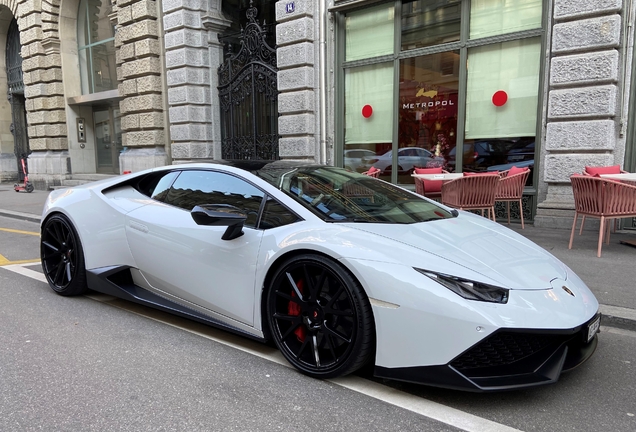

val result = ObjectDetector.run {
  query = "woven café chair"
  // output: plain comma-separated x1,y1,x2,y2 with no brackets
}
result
579,165,629,234
413,167,449,199
569,175,636,257
362,166,381,178
441,174,500,220
495,167,530,229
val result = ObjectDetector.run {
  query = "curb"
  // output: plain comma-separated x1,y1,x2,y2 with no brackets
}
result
599,304,636,332
0,209,41,224
1,208,635,332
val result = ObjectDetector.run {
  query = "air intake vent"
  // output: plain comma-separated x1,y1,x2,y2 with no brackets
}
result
451,332,565,370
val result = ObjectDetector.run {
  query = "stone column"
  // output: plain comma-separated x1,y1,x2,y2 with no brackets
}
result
18,0,70,188
535,0,624,228
117,0,168,172
163,0,220,162
202,3,230,160
275,0,319,161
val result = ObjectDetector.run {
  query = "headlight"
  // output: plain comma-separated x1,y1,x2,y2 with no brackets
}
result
415,268,509,304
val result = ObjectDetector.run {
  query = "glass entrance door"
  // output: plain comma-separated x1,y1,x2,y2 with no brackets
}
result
94,107,122,174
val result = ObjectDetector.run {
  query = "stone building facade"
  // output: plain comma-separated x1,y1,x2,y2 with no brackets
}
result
0,0,634,228
536,0,632,227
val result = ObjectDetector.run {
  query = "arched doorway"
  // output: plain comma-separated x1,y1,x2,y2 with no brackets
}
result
6,18,29,181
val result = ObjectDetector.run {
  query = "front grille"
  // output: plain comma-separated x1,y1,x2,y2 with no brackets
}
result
451,332,566,370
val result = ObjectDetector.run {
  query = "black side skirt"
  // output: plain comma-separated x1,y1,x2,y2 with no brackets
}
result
86,266,266,343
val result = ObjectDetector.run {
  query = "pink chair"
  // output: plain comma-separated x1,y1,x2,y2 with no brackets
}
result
580,165,628,233
495,166,530,229
362,167,381,178
441,174,500,220
569,174,636,257
413,167,449,199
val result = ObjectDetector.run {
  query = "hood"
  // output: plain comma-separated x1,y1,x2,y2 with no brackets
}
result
347,214,567,290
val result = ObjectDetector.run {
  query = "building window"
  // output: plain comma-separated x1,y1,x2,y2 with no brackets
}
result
337,0,544,187
77,0,117,94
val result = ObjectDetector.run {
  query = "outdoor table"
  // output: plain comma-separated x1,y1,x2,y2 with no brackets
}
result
411,173,463,181
600,172,636,185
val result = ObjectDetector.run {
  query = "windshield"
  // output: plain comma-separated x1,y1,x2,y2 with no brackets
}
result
255,165,454,223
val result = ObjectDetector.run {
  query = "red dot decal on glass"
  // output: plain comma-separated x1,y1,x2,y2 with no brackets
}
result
362,105,373,118
492,90,508,107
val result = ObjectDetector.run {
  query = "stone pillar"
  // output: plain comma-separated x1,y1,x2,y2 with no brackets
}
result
17,0,70,188
117,0,168,173
163,0,219,162
275,0,319,161
202,3,231,160
535,0,624,228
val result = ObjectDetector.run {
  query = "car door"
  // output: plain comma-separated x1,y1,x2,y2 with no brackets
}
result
124,169,265,326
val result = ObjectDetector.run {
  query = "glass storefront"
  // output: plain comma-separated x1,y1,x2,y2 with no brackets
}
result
338,0,544,188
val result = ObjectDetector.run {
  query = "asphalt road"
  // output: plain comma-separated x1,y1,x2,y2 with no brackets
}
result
1,216,635,431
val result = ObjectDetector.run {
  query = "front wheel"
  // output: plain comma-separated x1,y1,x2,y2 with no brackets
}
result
25,182,34,193
40,214,88,296
266,254,374,379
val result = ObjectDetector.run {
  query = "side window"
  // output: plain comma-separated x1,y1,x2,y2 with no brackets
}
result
259,196,300,229
151,171,180,201
164,170,265,228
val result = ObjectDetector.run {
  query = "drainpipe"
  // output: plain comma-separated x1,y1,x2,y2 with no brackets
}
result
319,0,328,164
619,0,634,138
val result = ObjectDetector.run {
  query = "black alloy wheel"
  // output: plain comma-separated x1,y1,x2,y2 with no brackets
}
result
266,254,374,379
40,214,88,296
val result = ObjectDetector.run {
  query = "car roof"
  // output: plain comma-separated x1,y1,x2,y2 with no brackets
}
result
178,159,322,173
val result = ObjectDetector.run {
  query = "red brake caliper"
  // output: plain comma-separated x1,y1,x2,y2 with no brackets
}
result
288,279,306,342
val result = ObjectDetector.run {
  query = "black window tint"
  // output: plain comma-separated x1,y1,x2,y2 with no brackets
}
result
164,170,265,228
151,171,179,201
259,197,300,229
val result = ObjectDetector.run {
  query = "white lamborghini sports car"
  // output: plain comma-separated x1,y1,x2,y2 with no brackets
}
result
40,161,600,392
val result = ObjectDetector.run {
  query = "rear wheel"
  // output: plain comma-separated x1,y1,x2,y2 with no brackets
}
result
40,214,88,296
266,254,374,379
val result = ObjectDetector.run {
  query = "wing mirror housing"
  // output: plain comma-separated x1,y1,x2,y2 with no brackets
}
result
191,204,247,240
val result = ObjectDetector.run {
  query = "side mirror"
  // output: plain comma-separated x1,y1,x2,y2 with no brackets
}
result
191,204,247,240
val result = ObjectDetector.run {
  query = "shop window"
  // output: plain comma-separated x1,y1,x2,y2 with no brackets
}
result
398,52,460,183
470,0,542,39
344,63,394,178
401,0,461,50
464,38,539,178
78,0,117,94
345,3,395,62
338,0,544,188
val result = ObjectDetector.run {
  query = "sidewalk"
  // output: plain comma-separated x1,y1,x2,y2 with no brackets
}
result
1,182,635,330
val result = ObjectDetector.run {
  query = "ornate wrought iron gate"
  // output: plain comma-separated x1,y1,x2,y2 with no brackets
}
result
218,3,279,160
6,19,29,181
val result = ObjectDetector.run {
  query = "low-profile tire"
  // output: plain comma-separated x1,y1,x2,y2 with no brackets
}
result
266,254,374,379
40,214,88,296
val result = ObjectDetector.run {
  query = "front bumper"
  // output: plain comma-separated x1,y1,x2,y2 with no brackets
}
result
374,314,600,392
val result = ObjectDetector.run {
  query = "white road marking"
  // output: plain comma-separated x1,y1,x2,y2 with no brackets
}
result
3,262,522,432
3,262,46,282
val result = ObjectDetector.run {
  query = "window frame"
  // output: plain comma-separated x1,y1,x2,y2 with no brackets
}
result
335,0,548,206
77,0,117,94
